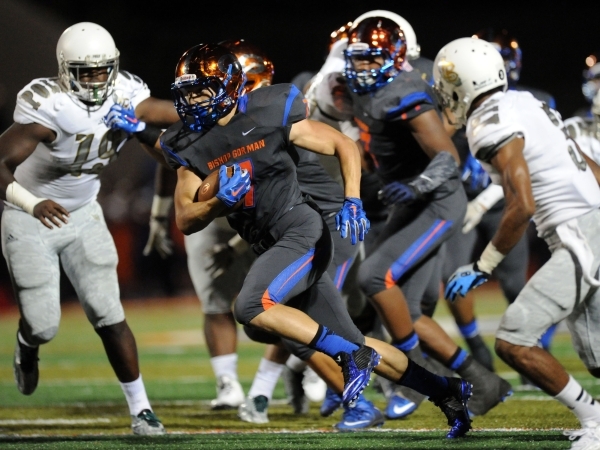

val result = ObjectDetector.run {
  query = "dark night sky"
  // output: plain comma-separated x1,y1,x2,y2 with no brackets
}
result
1,0,599,124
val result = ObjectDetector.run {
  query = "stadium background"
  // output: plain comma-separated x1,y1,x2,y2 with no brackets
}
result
0,0,596,308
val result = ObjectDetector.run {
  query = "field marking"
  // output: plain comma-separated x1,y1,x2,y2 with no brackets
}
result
0,418,110,425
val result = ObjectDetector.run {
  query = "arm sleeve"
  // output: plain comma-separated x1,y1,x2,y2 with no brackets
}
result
408,151,459,195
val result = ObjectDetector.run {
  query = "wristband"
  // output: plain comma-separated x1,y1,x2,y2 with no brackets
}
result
476,242,505,274
5,181,46,215
150,195,173,218
135,125,163,147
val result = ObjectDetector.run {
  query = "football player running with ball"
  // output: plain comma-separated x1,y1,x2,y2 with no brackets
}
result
111,42,474,439
0,22,179,435
438,37,600,450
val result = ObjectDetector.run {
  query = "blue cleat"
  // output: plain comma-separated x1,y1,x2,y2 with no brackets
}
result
320,387,343,417
335,345,381,407
335,395,385,431
429,378,472,439
385,394,417,419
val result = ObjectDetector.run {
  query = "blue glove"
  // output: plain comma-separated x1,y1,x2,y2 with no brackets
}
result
461,153,490,192
335,197,370,245
379,182,417,205
103,104,146,134
444,263,490,302
215,164,251,208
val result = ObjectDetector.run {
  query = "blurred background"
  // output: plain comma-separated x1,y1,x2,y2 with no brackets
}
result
0,0,597,307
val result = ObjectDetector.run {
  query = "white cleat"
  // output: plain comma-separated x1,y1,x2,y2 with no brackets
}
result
131,409,166,435
210,375,245,410
238,395,269,424
302,366,327,403
566,423,600,450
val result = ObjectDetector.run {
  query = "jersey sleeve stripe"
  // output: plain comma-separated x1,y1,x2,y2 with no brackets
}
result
475,132,520,163
386,91,433,119
282,84,301,126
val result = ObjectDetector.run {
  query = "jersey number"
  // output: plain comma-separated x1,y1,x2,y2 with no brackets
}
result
237,159,256,208
71,130,126,176
540,103,587,171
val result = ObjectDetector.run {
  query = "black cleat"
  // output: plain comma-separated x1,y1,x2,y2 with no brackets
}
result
430,377,472,438
13,334,39,396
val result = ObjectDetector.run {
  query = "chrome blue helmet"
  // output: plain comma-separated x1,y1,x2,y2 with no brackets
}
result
171,43,247,132
343,16,407,94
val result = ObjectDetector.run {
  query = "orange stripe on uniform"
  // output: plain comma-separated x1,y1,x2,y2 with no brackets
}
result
261,290,276,310
275,255,314,297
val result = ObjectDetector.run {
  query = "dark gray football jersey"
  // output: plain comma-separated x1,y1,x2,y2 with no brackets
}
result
161,83,308,244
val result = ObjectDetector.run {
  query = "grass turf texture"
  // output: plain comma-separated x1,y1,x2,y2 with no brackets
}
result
0,289,594,449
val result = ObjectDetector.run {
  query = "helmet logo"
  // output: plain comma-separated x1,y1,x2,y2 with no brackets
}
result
499,69,505,80
175,74,197,85
439,60,462,87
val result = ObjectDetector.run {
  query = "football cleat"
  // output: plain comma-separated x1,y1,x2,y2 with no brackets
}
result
385,394,417,419
302,366,327,403
335,395,385,431
210,375,245,410
564,422,600,450
282,366,309,414
131,409,166,435
13,334,39,396
336,345,381,407
456,357,512,416
320,387,343,417
429,378,472,439
238,395,269,424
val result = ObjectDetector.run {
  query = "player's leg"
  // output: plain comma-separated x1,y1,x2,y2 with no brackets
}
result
60,201,164,435
359,200,511,417
441,225,494,372
185,219,247,409
496,209,600,437
2,208,63,395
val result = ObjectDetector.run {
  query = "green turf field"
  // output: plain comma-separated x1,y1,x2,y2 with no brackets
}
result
0,289,592,449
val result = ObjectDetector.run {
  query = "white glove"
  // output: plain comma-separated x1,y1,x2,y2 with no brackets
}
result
143,196,174,259
462,184,504,234
462,200,487,234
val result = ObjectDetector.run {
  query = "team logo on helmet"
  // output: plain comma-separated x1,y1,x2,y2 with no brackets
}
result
438,60,462,87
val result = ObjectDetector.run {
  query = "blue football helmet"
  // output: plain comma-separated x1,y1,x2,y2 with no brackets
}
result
171,43,247,132
343,16,407,94
474,28,522,87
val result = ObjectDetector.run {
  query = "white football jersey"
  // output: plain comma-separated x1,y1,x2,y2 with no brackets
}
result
10,71,150,212
467,90,600,237
564,116,600,164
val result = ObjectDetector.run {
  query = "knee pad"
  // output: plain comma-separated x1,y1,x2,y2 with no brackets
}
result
28,326,58,346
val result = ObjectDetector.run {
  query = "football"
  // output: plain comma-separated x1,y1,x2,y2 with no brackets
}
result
195,166,243,214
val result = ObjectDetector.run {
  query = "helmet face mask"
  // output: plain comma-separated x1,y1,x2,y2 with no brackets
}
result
56,22,119,106
433,37,507,128
343,17,406,94
172,44,247,132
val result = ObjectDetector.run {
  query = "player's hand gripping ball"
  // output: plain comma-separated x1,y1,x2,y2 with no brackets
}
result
196,164,250,215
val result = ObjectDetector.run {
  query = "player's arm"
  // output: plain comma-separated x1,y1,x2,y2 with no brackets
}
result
135,97,180,129
143,164,178,258
289,118,361,198
488,136,535,254
173,167,227,235
380,110,461,206
0,123,69,229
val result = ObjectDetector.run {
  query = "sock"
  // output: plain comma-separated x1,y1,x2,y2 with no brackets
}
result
458,320,479,339
18,332,37,348
286,354,308,373
120,374,152,416
392,331,419,353
398,359,449,399
309,325,359,357
447,348,470,372
540,323,558,351
248,358,285,400
210,353,239,380
555,375,600,427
